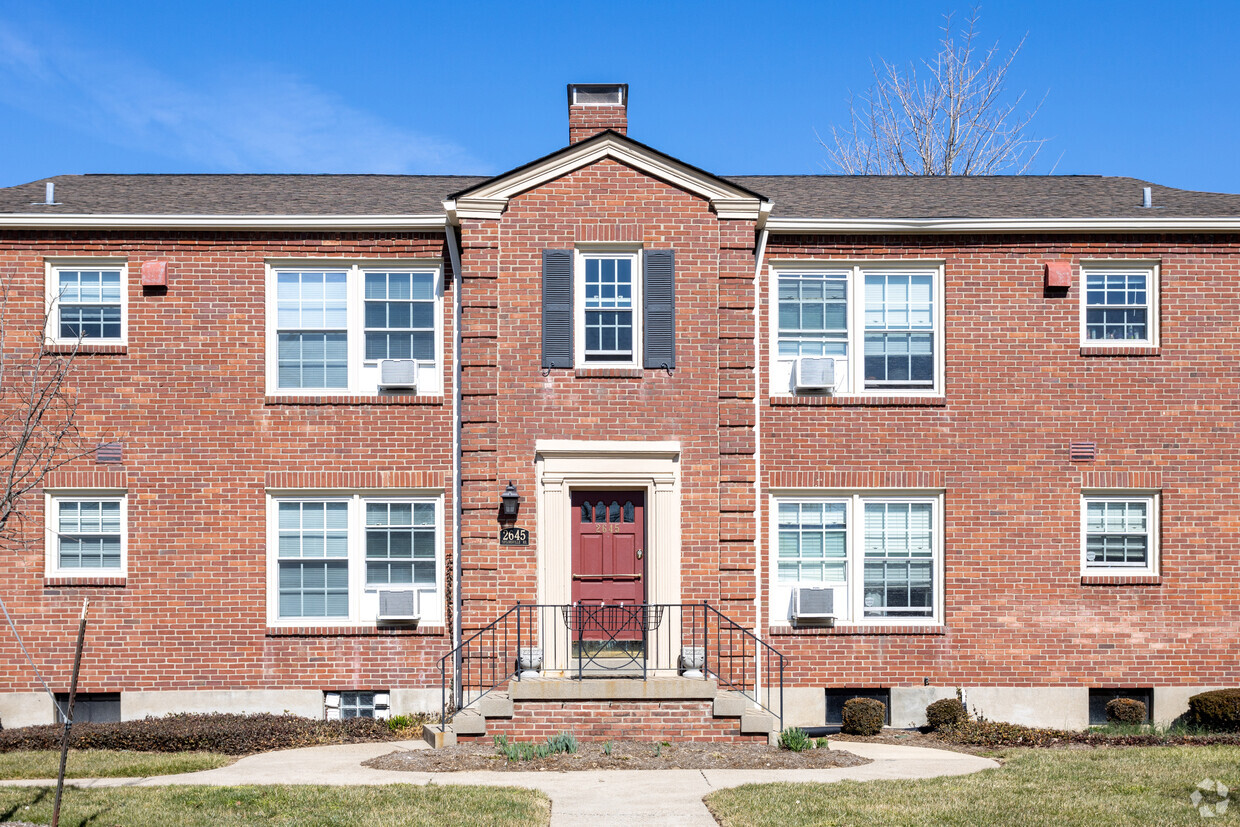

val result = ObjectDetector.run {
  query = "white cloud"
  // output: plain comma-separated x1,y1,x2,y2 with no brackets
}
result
0,22,483,174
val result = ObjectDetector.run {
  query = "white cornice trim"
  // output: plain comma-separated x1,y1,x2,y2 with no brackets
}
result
765,216,1240,234
0,214,449,230
450,135,768,221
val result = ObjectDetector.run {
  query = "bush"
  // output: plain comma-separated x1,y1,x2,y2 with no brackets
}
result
0,713,398,756
938,717,1240,748
1189,689,1240,732
778,727,811,752
925,698,968,731
841,698,885,735
1105,698,1147,725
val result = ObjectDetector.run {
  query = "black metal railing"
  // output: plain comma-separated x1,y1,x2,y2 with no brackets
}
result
438,602,785,730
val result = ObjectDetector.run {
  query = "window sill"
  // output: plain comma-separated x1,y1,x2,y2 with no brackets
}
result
573,367,645,379
265,625,446,637
770,395,946,408
44,344,127,355
264,395,444,406
44,577,126,588
1079,345,1160,357
1081,574,1161,586
768,624,946,636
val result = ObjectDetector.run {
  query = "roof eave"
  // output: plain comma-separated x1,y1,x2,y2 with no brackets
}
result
0,214,449,230
765,216,1240,233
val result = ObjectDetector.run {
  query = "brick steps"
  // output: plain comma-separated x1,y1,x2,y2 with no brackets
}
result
423,679,776,747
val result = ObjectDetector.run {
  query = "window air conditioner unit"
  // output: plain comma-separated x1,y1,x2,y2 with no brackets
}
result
378,359,418,390
377,589,419,622
794,357,836,392
792,586,837,625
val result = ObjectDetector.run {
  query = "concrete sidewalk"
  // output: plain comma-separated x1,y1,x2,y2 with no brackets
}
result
0,739,998,826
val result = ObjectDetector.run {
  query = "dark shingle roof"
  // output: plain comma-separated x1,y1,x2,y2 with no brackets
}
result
726,175,1240,219
2,172,1240,220
0,175,487,216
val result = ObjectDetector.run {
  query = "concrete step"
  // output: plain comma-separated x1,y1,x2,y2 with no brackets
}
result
712,690,749,718
421,722,456,749
476,692,513,719
740,708,776,735
451,709,487,735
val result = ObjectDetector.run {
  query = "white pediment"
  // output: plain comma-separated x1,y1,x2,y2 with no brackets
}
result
444,132,768,222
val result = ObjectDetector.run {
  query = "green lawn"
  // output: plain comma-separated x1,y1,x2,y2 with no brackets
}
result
706,746,1240,827
0,749,232,779
0,784,551,827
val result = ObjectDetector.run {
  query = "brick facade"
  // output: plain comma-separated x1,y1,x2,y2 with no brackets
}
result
2,90,1239,732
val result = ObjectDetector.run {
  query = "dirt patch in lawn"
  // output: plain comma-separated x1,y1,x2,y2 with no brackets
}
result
830,730,997,756
365,739,870,772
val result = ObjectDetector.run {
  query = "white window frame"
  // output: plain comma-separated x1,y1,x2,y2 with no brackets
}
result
769,262,945,397
1079,261,1159,347
44,490,128,578
769,491,944,627
265,492,445,627
1080,491,1160,576
264,260,444,396
44,259,129,346
574,247,642,368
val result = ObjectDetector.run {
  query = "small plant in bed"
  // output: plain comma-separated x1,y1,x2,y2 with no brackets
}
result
779,727,812,752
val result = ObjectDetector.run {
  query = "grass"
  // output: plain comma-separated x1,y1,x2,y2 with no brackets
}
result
705,745,1240,826
0,784,550,827
0,749,233,779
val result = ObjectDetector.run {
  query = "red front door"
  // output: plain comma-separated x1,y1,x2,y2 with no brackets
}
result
571,491,645,639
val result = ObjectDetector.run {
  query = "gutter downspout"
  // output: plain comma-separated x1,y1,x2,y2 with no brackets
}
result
752,225,769,670
444,221,465,710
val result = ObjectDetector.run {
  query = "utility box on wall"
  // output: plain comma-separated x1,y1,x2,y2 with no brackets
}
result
141,260,168,287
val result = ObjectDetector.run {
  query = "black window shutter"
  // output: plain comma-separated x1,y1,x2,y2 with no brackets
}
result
643,250,675,369
542,250,574,369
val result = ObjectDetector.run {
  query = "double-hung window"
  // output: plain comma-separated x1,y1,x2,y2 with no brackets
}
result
267,262,442,396
46,261,127,345
772,493,942,625
1080,262,1158,346
772,263,943,396
45,493,127,578
577,251,640,366
267,493,444,626
1081,493,1158,576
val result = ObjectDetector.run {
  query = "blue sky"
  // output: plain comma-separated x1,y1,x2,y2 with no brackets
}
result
1,1,1238,192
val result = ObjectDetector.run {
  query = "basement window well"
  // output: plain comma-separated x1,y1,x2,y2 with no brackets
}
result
54,692,121,724
1089,688,1152,725
825,688,891,726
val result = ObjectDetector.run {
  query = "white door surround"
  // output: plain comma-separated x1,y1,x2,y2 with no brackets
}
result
534,440,681,612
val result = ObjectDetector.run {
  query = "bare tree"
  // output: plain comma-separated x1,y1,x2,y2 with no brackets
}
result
0,283,96,544
823,8,1049,175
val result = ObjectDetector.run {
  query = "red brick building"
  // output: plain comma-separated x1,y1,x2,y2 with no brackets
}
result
1,84,1238,736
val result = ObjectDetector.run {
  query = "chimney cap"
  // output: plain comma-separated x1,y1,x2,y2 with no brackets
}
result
567,83,628,107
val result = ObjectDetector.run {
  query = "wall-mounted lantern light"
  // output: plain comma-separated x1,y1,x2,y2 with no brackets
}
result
500,481,520,519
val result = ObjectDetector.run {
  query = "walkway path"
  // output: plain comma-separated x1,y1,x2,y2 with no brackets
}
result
0,739,998,826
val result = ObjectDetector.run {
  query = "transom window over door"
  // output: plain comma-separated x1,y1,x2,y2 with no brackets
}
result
771,263,943,396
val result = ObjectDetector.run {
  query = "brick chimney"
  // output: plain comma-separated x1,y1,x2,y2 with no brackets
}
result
567,83,628,143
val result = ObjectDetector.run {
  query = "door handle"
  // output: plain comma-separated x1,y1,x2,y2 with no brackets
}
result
636,548,643,559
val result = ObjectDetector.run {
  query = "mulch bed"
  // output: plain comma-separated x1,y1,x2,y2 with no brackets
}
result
365,739,870,772
831,729,996,756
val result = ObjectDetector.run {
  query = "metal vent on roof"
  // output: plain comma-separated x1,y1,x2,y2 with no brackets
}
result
1070,442,1097,462
96,442,123,464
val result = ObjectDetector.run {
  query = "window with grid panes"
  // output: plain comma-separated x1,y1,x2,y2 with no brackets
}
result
51,266,125,343
1082,494,1158,575
47,496,125,576
1082,265,1156,345
365,502,436,587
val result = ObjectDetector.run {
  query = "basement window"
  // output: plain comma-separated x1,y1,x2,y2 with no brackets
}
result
1089,688,1152,726
325,691,390,720
825,688,891,726
54,692,121,724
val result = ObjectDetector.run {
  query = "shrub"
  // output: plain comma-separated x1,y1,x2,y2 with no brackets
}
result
925,698,969,731
1189,689,1240,732
778,727,811,752
1105,698,1147,725
938,717,1240,748
841,698,885,735
0,713,398,756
